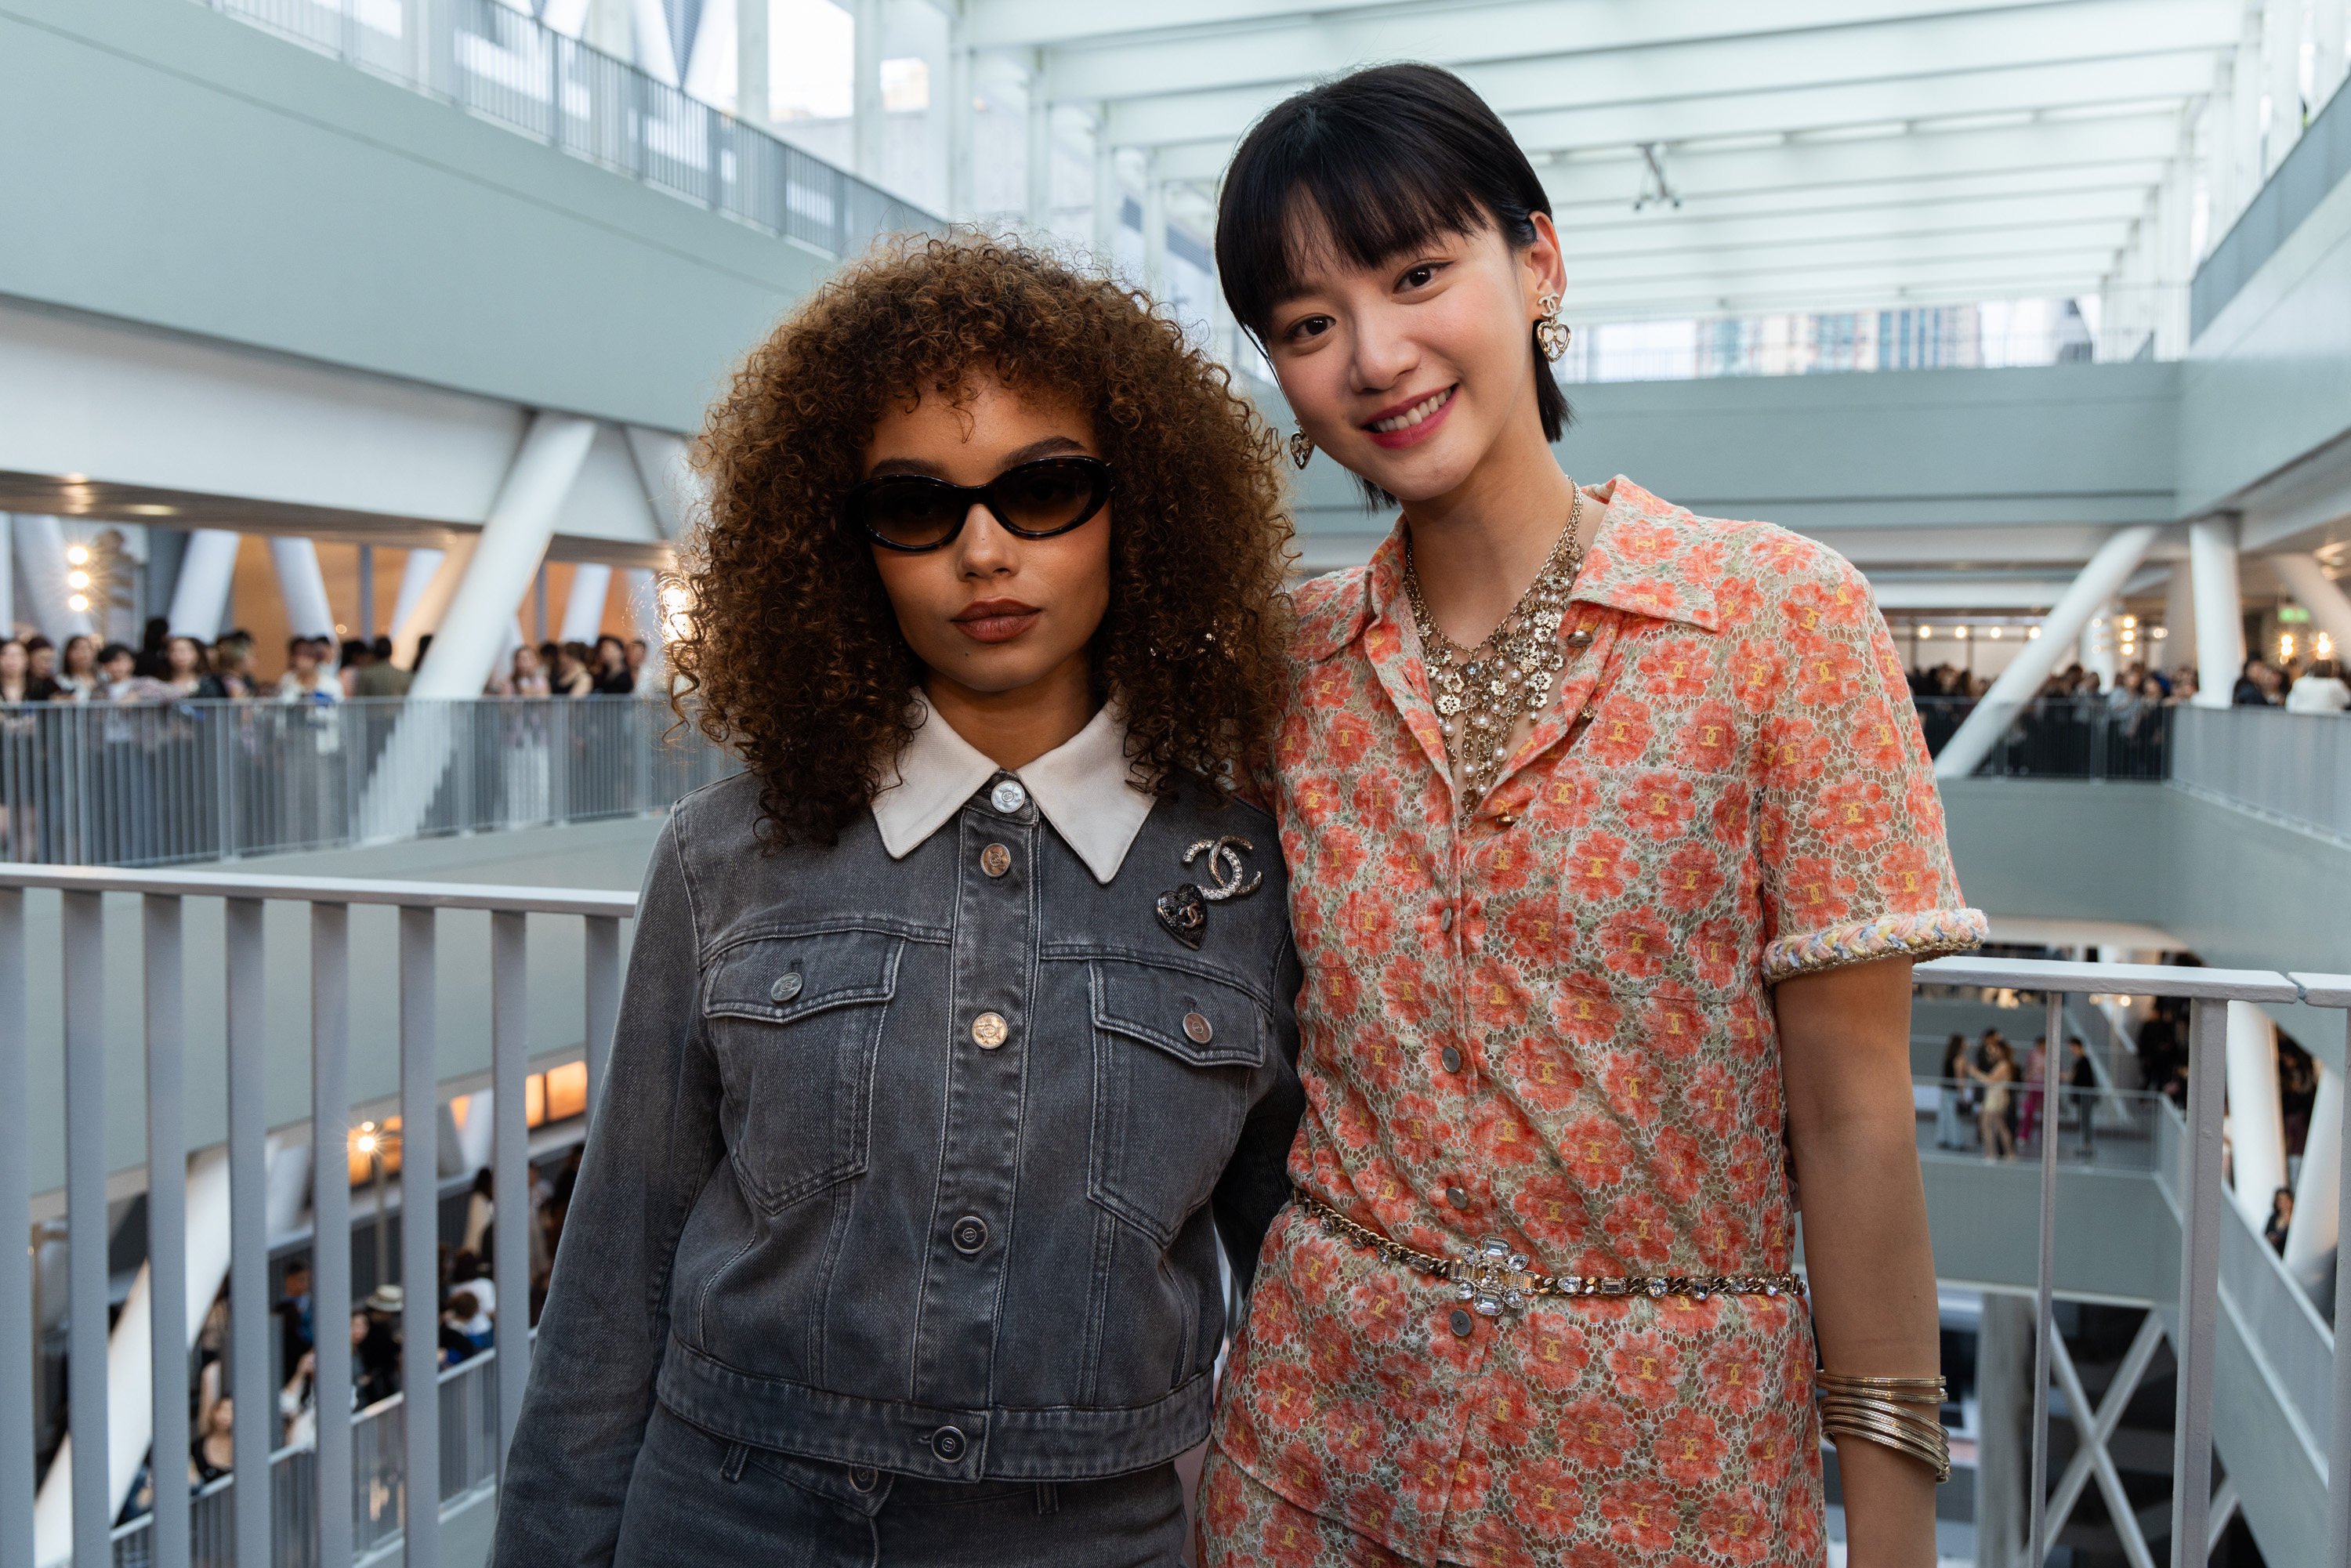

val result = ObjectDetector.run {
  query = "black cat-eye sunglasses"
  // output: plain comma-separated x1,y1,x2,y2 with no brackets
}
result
847,456,1112,553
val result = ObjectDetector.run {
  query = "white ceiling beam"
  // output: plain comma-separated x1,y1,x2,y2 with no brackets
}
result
985,0,2077,60
1090,0,2233,143
1541,111,2185,205
1565,270,2112,322
1559,190,2150,261
1553,161,2171,223
1498,53,2212,157
1567,222,2132,284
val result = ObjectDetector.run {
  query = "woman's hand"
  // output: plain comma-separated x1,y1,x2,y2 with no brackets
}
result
1777,955,1940,1568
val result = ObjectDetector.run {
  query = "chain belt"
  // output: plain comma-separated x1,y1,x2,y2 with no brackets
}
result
1293,1188,1806,1319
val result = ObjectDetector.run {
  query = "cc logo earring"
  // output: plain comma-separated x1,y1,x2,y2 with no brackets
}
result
1535,292,1572,361
1288,430,1314,469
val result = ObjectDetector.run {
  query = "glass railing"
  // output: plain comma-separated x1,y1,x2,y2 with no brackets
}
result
1912,693,2174,780
201,0,936,256
2172,702,2351,842
2193,71,2351,337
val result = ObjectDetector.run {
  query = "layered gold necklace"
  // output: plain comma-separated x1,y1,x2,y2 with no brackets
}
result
1404,483,1587,810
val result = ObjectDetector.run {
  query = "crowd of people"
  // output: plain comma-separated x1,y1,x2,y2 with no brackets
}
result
0,618,654,705
1933,1028,2103,1160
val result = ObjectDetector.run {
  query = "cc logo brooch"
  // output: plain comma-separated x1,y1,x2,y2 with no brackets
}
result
1155,835,1262,950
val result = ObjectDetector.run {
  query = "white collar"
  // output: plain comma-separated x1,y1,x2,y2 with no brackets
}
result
871,697,1156,884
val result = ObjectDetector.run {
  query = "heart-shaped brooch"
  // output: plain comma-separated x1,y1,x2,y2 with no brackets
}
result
1155,835,1262,950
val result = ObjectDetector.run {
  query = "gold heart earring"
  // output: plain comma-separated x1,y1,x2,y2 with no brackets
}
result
1535,292,1572,360
1288,430,1314,469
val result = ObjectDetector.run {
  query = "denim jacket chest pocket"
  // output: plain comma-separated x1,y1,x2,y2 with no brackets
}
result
701,929,904,1214
1088,958,1269,1248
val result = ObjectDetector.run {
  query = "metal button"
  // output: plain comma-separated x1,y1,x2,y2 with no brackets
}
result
951,1215,989,1255
1566,628,1594,650
1438,907,1454,932
990,779,1028,814
1449,1309,1475,1338
1441,1046,1463,1073
971,1012,1009,1050
980,843,1012,877
1494,812,1516,828
1447,1185,1470,1211
849,1466,878,1493
931,1426,966,1461
1183,1012,1213,1045
769,973,803,1003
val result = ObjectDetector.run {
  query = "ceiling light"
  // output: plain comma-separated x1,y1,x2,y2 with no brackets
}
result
67,594,89,614
65,545,89,566
123,503,179,517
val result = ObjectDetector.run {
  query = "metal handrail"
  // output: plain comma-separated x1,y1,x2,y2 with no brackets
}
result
5,883,2348,1566
199,0,939,256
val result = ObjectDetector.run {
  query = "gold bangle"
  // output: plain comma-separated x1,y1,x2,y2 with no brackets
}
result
1820,1409,1951,1483
1816,1371,1946,1398
1815,1371,1952,1484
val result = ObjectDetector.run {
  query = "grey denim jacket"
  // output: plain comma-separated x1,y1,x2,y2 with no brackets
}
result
493,766,1302,1563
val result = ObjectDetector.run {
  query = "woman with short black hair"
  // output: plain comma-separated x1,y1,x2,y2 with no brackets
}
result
1200,63,1980,1567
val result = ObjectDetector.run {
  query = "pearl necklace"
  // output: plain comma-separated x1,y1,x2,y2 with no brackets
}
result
1404,484,1587,812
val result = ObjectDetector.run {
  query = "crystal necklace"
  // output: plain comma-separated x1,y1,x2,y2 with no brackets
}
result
1404,483,1587,811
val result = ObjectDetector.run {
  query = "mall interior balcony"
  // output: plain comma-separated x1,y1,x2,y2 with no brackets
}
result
6,0,2351,1565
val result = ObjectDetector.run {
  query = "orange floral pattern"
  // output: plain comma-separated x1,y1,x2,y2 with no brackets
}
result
1203,477,1983,1566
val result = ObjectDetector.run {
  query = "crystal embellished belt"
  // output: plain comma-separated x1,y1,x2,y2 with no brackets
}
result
1293,1189,1806,1318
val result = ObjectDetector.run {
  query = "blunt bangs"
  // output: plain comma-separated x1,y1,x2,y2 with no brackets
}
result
1214,63,1572,451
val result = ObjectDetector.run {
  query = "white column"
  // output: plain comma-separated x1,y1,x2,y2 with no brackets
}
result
1141,153,1166,295
2318,0,2349,111
2284,1060,2342,1305
13,513,95,641
631,0,679,83
1026,66,1052,231
1973,1294,2034,1568
736,0,768,124
267,537,337,642
1934,525,2161,778
947,35,975,219
1091,118,1119,259
851,0,884,181
167,530,241,641
559,562,613,644
585,0,630,58
2157,150,2193,353
2188,514,2245,704
389,546,447,663
0,515,13,637
2267,552,2351,662
411,414,599,699
2266,0,2305,170
2231,7,2266,223
2162,563,2197,674
2082,599,2117,691
2225,1001,2289,1229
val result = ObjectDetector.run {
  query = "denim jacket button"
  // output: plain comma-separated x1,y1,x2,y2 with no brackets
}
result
971,1012,1009,1050
849,1466,878,1493
1182,1012,1213,1045
931,1426,966,1461
951,1215,989,1255
769,973,802,1003
990,779,1028,814
980,843,1012,877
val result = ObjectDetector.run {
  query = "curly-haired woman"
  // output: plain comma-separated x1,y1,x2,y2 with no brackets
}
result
492,238,1304,1567
1194,67,1985,1567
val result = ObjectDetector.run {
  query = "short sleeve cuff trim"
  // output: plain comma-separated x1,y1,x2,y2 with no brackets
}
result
1762,908,1988,985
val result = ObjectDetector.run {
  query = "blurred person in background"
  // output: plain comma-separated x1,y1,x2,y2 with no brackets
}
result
504,643,551,696
51,634,98,701
627,636,649,686
211,635,257,698
2286,656,2349,713
277,636,341,704
132,615,171,679
336,637,371,696
352,635,411,697
550,640,595,696
590,632,634,693
24,636,56,687
1,638,58,704
158,636,227,699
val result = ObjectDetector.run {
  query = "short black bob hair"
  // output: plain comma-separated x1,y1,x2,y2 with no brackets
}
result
1213,63,1571,446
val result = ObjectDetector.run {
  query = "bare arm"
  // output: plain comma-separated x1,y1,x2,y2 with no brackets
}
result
1777,955,1939,1568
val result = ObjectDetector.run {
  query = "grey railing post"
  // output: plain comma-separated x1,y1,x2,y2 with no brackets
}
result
490,910,531,1483
226,896,270,1568
62,888,109,1563
399,907,441,1568
144,895,190,1568
0,887,31,1568
2172,998,2228,1566
312,902,354,1568
2027,988,2063,1568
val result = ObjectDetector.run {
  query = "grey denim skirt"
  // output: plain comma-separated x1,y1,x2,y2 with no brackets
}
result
611,1401,1189,1568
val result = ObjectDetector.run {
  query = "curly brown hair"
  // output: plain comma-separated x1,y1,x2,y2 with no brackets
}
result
670,236,1295,846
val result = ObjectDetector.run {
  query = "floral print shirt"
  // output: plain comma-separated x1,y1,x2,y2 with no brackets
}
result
1210,476,1984,1566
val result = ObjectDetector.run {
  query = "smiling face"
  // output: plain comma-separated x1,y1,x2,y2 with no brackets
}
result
863,375,1112,704
1259,214,1563,509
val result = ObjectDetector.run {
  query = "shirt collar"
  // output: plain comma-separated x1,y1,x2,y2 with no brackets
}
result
871,697,1155,884
1295,475,1722,661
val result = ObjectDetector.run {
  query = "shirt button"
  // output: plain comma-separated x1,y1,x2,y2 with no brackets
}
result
990,779,1027,814
1183,1012,1213,1045
1449,1309,1475,1338
1447,1186,1470,1211
769,973,802,1002
980,843,1012,877
931,1426,966,1461
951,1215,989,1255
1441,1047,1463,1073
972,1012,1009,1050
1438,907,1454,932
